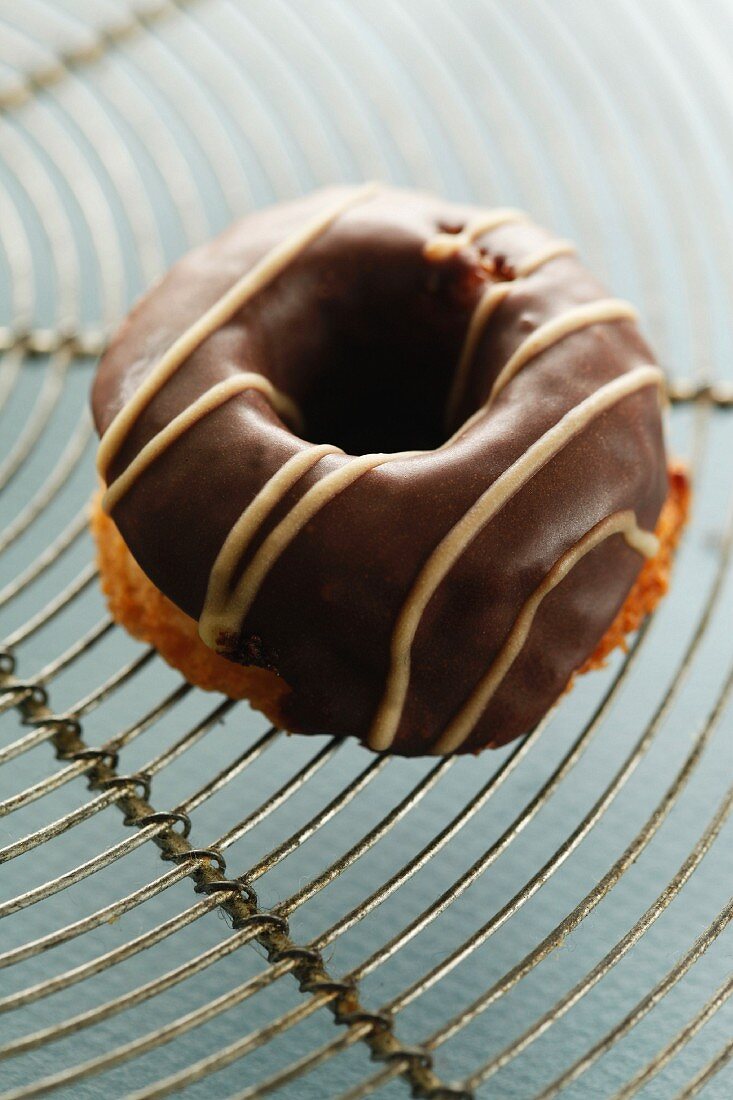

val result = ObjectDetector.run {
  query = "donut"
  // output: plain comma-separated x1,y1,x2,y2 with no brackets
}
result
91,185,688,756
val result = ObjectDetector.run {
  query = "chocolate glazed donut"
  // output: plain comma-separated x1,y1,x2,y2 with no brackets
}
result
92,184,670,756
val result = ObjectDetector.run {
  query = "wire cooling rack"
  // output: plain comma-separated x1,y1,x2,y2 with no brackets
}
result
1,2,733,1097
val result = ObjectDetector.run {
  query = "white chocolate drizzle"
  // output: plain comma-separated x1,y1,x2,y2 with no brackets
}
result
366,364,664,752
423,208,525,261
431,510,659,755
102,373,302,513
200,447,424,648
442,237,580,430
515,239,575,278
97,182,379,481
487,298,638,407
199,443,342,648
443,282,513,430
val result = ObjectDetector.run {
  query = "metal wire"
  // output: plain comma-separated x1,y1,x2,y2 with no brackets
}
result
1,2,732,1098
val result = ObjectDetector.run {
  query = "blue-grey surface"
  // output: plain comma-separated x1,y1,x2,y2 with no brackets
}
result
0,2,732,1098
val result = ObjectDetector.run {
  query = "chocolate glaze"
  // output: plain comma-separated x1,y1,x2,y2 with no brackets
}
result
91,186,668,755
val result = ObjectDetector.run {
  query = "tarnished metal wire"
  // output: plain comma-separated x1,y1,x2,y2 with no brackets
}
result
675,1034,733,1100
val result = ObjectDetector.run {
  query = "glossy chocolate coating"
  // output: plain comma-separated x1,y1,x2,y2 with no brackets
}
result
91,187,667,754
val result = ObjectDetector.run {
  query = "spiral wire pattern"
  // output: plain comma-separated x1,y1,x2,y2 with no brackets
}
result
0,1,732,1096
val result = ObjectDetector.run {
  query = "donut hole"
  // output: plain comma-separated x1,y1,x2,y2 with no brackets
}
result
294,316,469,455
265,224,494,455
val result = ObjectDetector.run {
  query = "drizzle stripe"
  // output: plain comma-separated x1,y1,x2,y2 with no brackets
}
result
97,183,379,479
444,283,513,431
424,208,525,261
199,443,342,648
431,511,659,755
515,239,575,278
444,239,577,431
487,298,638,407
102,374,301,513
202,448,426,646
367,364,664,752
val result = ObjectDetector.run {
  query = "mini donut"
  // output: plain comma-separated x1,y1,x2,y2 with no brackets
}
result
91,185,688,756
